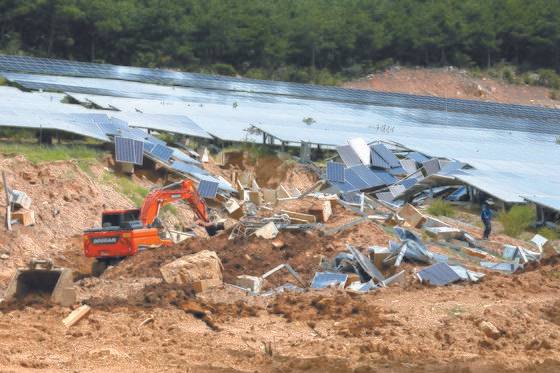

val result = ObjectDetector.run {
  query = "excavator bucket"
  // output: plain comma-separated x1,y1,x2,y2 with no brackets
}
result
4,259,76,306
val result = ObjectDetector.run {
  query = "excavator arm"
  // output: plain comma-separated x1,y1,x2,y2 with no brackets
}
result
139,180,209,227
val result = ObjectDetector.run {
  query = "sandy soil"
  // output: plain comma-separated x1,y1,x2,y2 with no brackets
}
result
344,67,560,108
1,153,559,372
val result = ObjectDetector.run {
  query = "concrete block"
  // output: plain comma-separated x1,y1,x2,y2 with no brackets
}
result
235,275,263,293
254,222,279,239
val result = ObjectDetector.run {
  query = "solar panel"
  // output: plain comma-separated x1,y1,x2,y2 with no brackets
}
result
400,159,418,174
348,165,385,188
170,160,206,175
344,167,370,190
417,263,462,286
198,180,219,198
376,191,395,202
341,192,363,204
336,145,362,167
407,151,429,163
400,177,418,189
348,138,371,165
114,136,143,165
371,144,401,168
329,180,358,193
326,161,345,182
371,170,398,185
147,144,173,162
422,159,441,175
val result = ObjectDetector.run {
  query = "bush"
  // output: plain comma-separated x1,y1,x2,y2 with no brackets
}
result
537,69,560,89
210,63,237,76
538,227,560,240
498,205,535,237
550,90,560,101
427,199,456,217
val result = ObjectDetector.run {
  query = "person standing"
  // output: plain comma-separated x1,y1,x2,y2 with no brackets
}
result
481,202,493,240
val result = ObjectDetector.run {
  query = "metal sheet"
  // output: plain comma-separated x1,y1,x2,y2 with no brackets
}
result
422,159,441,176
310,272,348,289
326,161,345,183
371,143,401,168
348,137,371,165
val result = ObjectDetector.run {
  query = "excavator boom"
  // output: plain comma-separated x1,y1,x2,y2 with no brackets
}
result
139,180,209,226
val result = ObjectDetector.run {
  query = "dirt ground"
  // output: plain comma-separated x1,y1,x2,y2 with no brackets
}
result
343,67,560,108
1,149,560,371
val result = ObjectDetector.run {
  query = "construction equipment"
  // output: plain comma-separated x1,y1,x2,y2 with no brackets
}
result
4,259,76,306
83,180,224,274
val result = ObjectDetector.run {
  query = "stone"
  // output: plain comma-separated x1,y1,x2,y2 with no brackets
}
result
235,275,263,293
160,250,223,285
0,254,8,260
480,321,500,339
254,222,279,239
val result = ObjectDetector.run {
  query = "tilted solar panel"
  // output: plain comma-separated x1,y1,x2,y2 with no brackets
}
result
114,136,144,165
198,180,219,198
326,161,345,183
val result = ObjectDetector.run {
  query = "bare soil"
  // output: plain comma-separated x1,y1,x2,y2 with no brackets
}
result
344,67,560,108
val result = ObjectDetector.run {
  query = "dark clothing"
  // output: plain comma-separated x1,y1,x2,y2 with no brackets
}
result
481,206,492,239
483,220,491,240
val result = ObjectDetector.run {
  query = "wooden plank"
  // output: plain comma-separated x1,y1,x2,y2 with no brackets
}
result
279,209,316,223
62,305,91,328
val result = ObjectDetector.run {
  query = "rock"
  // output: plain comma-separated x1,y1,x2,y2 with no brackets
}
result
271,240,285,249
160,250,223,285
479,321,500,339
0,254,9,260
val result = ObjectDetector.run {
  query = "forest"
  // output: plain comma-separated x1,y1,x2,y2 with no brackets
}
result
1,0,560,83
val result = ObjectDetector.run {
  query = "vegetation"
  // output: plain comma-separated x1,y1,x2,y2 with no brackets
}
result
0,143,103,164
498,205,536,237
2,1,560,84
427,199,456,217
537,227,560,241
101,171,148,206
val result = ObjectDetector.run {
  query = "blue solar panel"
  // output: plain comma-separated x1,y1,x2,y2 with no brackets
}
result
147,144,173,162
371,170,398,185
329,180,358,193
371,144,401,168
407,152,430,163
417,263,462,286
337,145,362,167
170,160,206,175
198,180,219,198
344,167,370,190
114,136,143,165
400,178,418,189
348,165,385,188
422,159,441,175
326,161,345,182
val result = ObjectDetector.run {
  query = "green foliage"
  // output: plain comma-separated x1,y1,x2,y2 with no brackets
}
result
498,205,536,238
427,199,456,217
550,90,560,101
537,227,560,241
0,143,103,164
2,0,560,81
536,69,560,89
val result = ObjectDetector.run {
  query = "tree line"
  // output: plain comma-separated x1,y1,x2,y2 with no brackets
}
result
1,0,559,83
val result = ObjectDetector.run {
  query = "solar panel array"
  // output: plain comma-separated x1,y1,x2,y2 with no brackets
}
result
114,136,144,165
3,54,560,122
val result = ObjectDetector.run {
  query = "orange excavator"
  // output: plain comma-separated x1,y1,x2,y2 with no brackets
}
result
83,179,223,275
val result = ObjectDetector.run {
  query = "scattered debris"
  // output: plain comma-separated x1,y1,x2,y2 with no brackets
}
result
310,272,348,289
62,305,91,328
254,221,279,239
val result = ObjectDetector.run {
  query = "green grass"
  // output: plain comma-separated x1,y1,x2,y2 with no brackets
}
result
498,205,536,238
427,199,456,217
538,227,560,240
101,171,148,206
0,143,104,164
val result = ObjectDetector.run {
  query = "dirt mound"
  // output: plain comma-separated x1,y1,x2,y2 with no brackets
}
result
344,67,560,108
104,210,392,286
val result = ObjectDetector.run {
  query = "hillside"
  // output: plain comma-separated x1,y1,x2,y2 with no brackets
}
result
344,67,560,109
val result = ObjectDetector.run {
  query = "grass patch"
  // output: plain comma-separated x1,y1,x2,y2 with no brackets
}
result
427,199,456,217
498,205,535,238
0,143,103,164
101,171,148,206
447,305,465,317
538,227,560,240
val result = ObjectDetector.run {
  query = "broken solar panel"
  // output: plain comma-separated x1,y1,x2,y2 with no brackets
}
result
371,144,401,168
371,169,398,185
348,165,385,188
422,158,441,176
147,144,173,162
344,167,370,190
407,151,429,163
198,180,219,198
348,138,371,165
114,136,143,165
326,161,345,182
416,263,461,286
336,145,362,167
400,158,418,174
